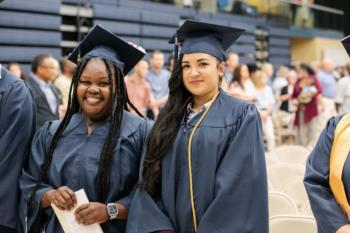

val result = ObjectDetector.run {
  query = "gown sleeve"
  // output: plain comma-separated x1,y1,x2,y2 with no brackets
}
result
126,120,174,233
304,116,349,233
117,119,154,210
196,104,268,233
0,78,35,231
19,122,56,232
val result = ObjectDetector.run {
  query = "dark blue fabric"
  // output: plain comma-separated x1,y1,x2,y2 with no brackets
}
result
68,25,145,75
180,34,226,61
19,111,151,233
342,36,350,56
127,91,268,233
169,20,244,62
0,66,36,232
304,114,350,233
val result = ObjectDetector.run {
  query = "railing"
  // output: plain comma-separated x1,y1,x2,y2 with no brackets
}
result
273,0,344,32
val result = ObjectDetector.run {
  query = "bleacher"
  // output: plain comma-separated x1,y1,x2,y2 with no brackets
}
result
0,0,291,73
0,0,61,72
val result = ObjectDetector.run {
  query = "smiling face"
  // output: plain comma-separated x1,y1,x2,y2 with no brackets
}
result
181,53,225,100
77,58,114,122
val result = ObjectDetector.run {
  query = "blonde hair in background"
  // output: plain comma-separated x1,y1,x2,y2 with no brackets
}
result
251,70,267,88
276,66,289,78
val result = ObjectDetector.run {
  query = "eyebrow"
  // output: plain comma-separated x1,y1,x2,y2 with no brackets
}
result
182,58,209,64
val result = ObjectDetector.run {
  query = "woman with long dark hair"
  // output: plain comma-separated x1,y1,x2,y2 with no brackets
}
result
126,20,268,233
19,25,151,233
228,64,257,103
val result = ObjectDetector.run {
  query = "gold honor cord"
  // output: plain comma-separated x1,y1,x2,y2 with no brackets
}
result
187,92,219,232
329,112,350,219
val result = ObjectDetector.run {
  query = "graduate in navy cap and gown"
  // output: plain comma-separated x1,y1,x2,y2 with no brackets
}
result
0,65,35,233
126,20,268,233
304,36,350,233
19,25,151,233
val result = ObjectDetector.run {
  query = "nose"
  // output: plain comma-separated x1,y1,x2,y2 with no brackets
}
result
87,85,100,94
190,67,199,78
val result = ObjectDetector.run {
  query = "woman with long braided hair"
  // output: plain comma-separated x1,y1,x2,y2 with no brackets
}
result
126,20,268,233
19,25,151,233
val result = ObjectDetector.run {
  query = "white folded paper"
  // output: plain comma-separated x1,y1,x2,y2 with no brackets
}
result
51,189,104,233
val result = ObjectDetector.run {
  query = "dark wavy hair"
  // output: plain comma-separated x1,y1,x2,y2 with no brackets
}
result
28,57,142,213
300,63,315,76
231,64,247,90
139,55,191,194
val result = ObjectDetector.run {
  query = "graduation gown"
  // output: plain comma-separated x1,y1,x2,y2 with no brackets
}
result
0,67,35,231
127,91,268,233
304,114,350,233
19,111,151,233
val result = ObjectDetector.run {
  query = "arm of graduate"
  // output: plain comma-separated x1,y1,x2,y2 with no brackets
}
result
0,80,35,169
197,104,269,233
126,119,175,233
19,122,56,231
304,116,350,233
126,189,175,233
117,118,155,212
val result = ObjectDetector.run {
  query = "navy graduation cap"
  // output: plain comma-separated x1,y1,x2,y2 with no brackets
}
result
68,24,145,75
169,20,245,62
342,35,350,57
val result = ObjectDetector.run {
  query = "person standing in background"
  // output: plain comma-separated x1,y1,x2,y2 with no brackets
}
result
222,52,239,90
261,62,274,88
293,64,323,148
252,70,276,152
54,57,76,105
146,50,171,118
317,58,337,124
125,59,157,117
26,54,64,130
228,64,257,103
334,63,350,115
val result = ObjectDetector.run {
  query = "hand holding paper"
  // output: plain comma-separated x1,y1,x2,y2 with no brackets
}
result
51,189,104,233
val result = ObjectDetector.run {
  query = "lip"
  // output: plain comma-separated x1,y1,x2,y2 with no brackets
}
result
189,80,204,85
84,96,103,105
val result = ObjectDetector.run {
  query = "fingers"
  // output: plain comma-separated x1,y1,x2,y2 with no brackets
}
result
51,186,76,210
75,202,109,225
75,203,91,224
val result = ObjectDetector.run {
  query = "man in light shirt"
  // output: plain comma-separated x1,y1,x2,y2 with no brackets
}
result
317,58,337,125
146,50,171,118
26,54,63,129
334,63,350,115
125,59,157,117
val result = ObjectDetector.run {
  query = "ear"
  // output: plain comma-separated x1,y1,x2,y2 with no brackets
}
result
218,61,226,77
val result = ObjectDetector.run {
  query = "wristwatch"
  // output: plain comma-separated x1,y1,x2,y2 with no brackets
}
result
106,203,118,220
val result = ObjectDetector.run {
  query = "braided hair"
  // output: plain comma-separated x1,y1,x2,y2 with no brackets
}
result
28,57,142,213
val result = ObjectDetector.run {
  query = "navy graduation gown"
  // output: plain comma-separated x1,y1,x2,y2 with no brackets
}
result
304,114,350,233
19,111,151,233
127,91,268,233
0,67,35,231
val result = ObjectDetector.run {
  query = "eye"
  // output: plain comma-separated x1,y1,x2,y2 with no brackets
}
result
79,80,90,86
199,62,209,67
181,64,190,70
99,81,110,87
